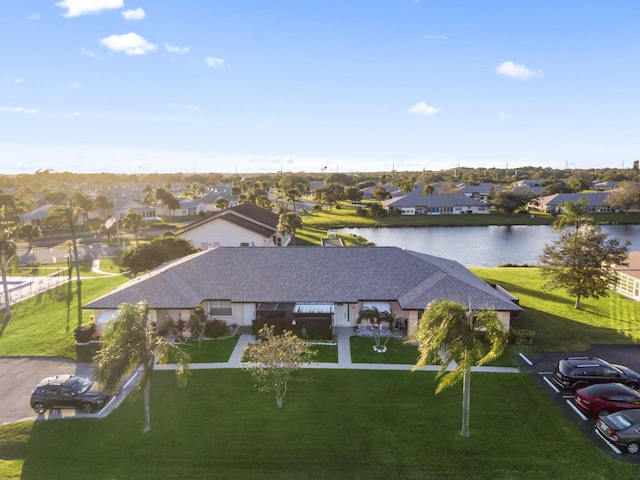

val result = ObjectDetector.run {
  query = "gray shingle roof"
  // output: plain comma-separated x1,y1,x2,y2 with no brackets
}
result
84,247,521,312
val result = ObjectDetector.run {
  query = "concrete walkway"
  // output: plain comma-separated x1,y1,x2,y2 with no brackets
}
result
155,327,520,373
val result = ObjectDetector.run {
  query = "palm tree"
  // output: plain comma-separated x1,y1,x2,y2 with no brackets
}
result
49,199,84,326
552,198,592,231
0,229,18,321
422,184,434,214
93,301,190,433
412,300,507,437
286,188,301,213
357,307,406,353
122,209,144,247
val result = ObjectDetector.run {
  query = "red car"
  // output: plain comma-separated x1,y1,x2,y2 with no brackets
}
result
574,383,640,416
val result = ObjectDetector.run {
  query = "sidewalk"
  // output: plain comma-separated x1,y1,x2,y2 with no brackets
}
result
155,327,520,373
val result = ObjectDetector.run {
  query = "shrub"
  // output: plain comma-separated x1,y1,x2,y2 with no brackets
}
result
74,322,96,343
203,319,230,338
510,328,536,345
158,315,175,337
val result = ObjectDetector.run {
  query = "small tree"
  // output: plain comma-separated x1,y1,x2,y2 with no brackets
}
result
277,212,303,246
93,301,190,433
539,224,629,309
121,235,199,276
214,197,229,210
552,198,592,231
243,325,317,409
412,300,507,437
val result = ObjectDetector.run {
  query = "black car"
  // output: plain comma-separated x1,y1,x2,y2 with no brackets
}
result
552,357,640,391
30,375,110,414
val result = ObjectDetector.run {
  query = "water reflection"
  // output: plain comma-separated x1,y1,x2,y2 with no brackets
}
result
339,224,640,267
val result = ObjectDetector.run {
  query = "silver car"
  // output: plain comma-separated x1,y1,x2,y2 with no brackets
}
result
596,409,640,454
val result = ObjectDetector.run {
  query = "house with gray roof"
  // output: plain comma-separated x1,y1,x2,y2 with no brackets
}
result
172,202,286,250
84,246,522,339
382,193,490,215
529,192,612,213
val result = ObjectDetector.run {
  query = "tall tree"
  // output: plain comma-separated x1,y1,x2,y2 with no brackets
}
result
277,212,303,246
20,224,42,250
0,228,18,320
49,194,85,326
93,301,190,433
488,190,533,214
242,325,316,409
412,300,507,437
605,181,640,213
95,195,114,221
539,225,629,309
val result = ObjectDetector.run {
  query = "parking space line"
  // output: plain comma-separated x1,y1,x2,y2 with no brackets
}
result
519,353,533,366
543,376,561,393
565,399,588,420
123,370,139,389
595,429,622,454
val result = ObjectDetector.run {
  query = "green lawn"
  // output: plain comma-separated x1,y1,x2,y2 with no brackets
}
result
177,336,240,363
472,267,640,352
0,275,129,358
1,369,638,479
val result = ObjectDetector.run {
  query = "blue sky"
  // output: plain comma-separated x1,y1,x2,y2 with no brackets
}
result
1,0,639,174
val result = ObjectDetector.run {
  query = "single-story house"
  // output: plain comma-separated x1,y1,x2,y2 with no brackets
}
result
528,192,613,214
611,251,640,302
382,193,490,215
113,199,159,221
84,246,522,339
172,202,287,250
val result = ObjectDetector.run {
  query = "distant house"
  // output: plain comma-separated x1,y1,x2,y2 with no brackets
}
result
611,251,640,301
172,202,286,250
382,193,490,215
84,246,522,338
529,192,612,214
456,183,496,199
21,204,55,226
113,199,159,221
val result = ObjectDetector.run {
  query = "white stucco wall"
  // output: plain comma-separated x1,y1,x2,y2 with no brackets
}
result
179,218,280,249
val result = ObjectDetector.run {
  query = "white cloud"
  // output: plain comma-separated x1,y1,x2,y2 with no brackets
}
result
15,78,23,84
27,13,40,20
166,44,189,54
205,57,225,68
71,81,82,89
100,33,157,55
80,47,101,59
499,112,514,120
425,34,447,40
168,103,202,113
0,107,38,115
122,8,145,20
57,0,123,18
496,61,541,79
409,101,442,117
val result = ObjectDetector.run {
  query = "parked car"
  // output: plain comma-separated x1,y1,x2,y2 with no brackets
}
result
552,357,640,390
574,383,640,416
30,375,110,414
596,409,640,454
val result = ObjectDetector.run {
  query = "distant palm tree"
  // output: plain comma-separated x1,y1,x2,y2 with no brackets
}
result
357,307,406,353
553,198,592,231
0,229,18,320
412,300,507,437
49,197,85,326
93,301,190,433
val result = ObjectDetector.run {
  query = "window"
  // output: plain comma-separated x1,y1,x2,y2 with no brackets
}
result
209,300,232,317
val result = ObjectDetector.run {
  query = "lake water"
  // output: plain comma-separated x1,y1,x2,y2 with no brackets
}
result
339,224,640,267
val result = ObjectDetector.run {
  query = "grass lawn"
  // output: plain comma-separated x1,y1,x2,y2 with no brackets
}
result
472,267,640,352
1,369,638,479
0,275,129,358
177,336,240,363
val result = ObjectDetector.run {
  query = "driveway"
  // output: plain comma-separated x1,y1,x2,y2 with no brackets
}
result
0,358,95,424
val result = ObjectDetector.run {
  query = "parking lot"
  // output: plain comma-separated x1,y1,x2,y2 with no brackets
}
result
518,344,640,463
